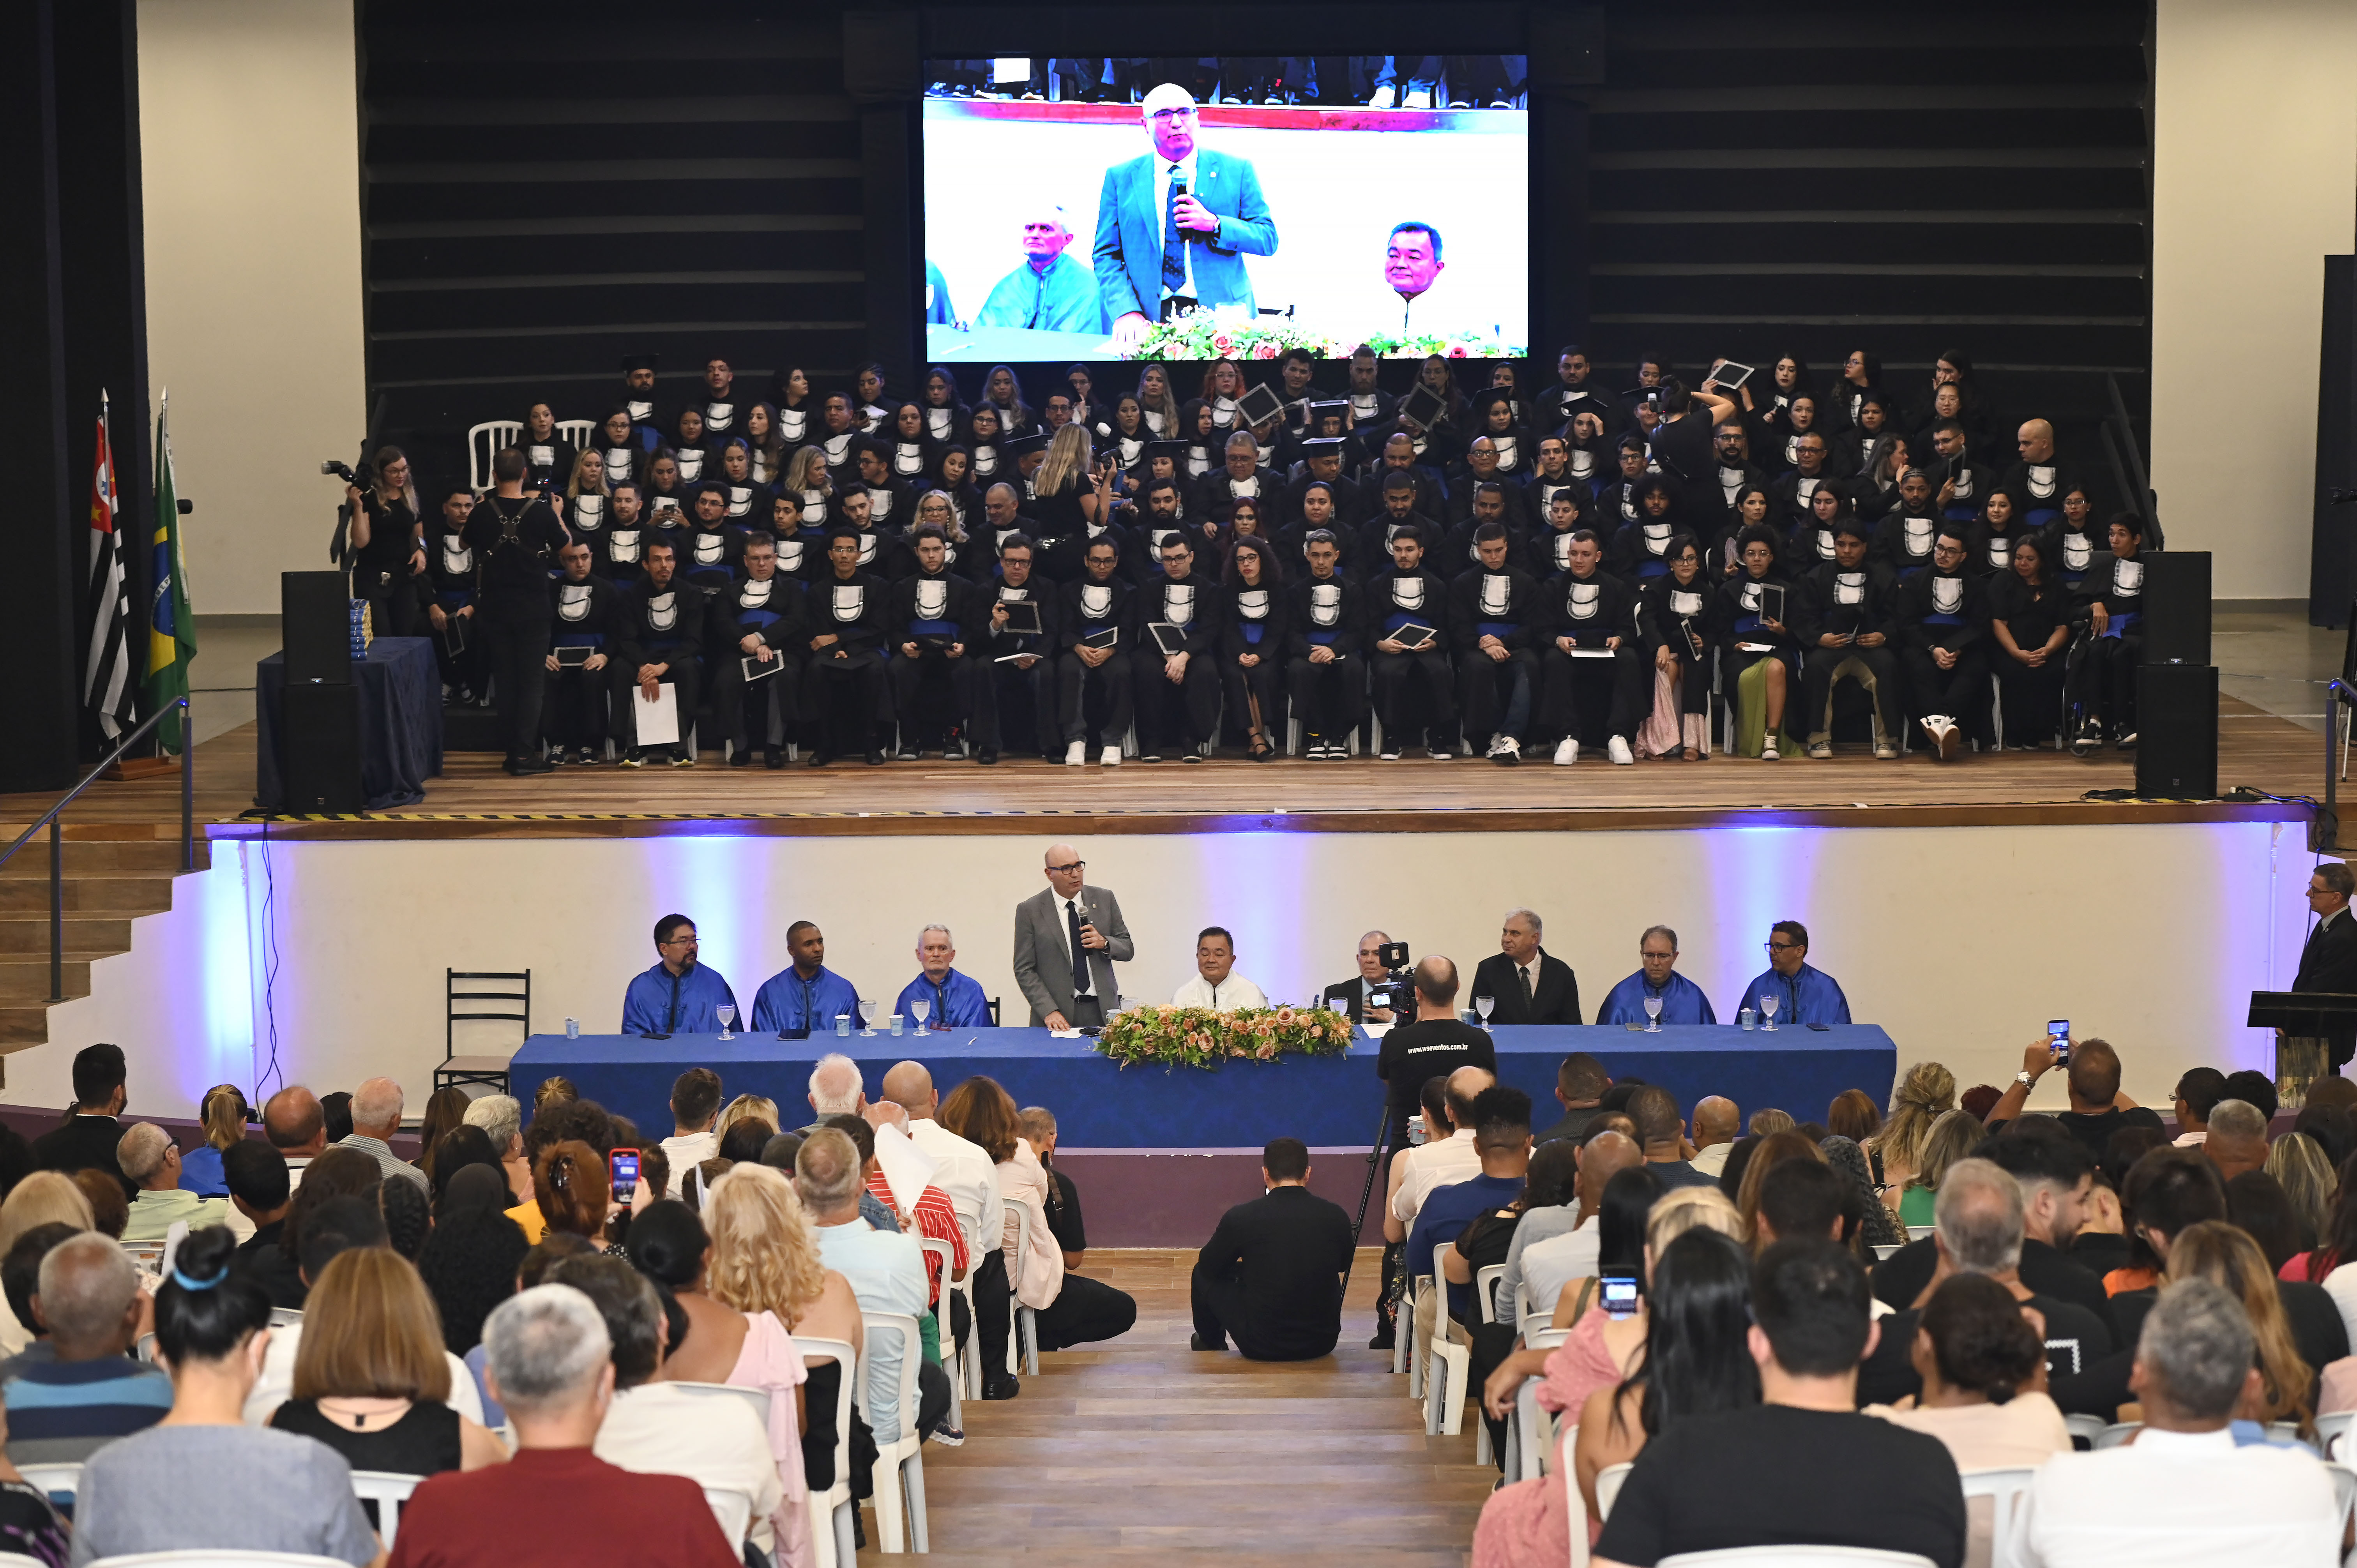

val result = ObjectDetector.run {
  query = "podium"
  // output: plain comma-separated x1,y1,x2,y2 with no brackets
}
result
2246,991,2357,1110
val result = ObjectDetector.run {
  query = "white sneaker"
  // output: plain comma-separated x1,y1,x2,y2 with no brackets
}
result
1100,745,1122,766
1761,740,1780,761
1064,740,1087,766
1553,738,1578,766
1369,84,1399,108
1403,87,1434,108
1607,736,1634,766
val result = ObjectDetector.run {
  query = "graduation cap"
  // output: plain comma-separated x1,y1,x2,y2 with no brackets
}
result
1143,440,1189,467
620,353,659,374
1299,437,1347,462
1307,399,1349,425
1004,431,1050,457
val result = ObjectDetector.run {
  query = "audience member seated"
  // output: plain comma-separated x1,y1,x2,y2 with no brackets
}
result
460,1093,528,1202
1888,1108,1983,1229
0,1220,82,1379
638,1183,850,1532
1018,1106,1087,1268
1171,925,1269,1010
1986,1036,2164,1162
342,1077,432,1193
942,1076,1137,1355
0,1231,168,1464
0,1176,94,1369
1190,1137,1355,1360
1869,1061,1957,1210
558,1252,786,1562
1875,1131,2112,1337
177,1083,247,1197
31,1043,134,1197
389,1284,741,1568
417,1165,529,1365
267,1245,507,1484
1534,1051,1610,1144
1491,1137,1587,1332
1685,1097,1740,1179
1592,1239,1967,1568
1409,1086,1534,1354
117,1121,234,1242
2202,1098,2270,1183
74,1167,132,1245
793,1127,950,1444
70,1225,382,1566
2011,1278,2340,1567
1733,920,1852,1026
265,1084,332,1194
829,1110,962,1368
887,1059,1013,1397
1624,1085,1713,1189
224,1140,306,1309
2170,1066,2226,1148
659,1068,723,1200
2263,1132,2336,1250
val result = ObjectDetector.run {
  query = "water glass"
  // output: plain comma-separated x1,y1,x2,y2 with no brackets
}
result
889,1014,905,1037
1761,993,1781,1033
834,1012,852,1037
564,1017,580,1040
716,1003,736,1042
912,997,932,1031
1739,1008,1757,1031
1643,996,1663,1033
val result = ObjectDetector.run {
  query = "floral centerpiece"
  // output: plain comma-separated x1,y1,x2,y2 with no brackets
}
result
1092,1003,1355,1070
1117,311,1521,364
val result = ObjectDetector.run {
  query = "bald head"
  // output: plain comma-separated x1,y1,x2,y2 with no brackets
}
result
1576,1131,1642,1212
264,1085,327,1157
1693,1097,1740,1150
882,1061,938,1119
1413,954,1460,1017
1444,1066,1496,1130
2017,418,2054,461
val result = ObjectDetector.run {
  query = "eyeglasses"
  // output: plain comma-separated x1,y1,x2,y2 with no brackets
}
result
1765,941,1800,952
1047,861,1085,874
1148,108,1197,123
659,935,697,946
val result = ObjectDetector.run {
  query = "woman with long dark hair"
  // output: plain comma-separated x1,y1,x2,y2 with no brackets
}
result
1990,533,2073,748
1716,524,1800,758
1636,532,1714,760
1219,537,1288,760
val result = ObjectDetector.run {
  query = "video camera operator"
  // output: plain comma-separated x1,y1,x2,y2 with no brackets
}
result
1324,930,1404,1024
467,446,570,775
1375,953,1497,1160
336,445,425,639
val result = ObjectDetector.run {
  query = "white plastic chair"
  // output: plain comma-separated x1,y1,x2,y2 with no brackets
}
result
2092,1420,2140,1449
1002,1198,1040,1376
703,1485,755,1554
1475,1263,1507,1325
467,420,523,492
348,1471,421,1550
2330,1461,2357,1540
0,1552,49,1566
555,418,595,452
949,1209,985,1400
861,1311,930,1554
2060,1411,2106,1448
1959,1466,2035,1567
664,1379,772,1427
1595,1460,1632,1520
269,1307,303,1329
90,1556,355,1567
1406,1274,1433,1398
1423,1287,1474,1447
15,1462,79,1504
1514,1326,1569,1483
917,1236,964,1427
1567,1436,1589,1568
2316,1409,2355,1460
792,1335,859,1568
1904,1225,1935,1242
1656,1553,1938,1568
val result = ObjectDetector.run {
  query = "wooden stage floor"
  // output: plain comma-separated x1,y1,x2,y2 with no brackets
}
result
3,694,2328,840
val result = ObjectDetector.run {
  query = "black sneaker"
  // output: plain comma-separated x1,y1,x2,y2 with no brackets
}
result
765,748,786,770
983,1372,1020,1400
977,747,999,765
668,747,694,766
728,748,752,768
1368,1328,1396,1351
507,756,553,777
618,750,645,769
575,747,599,766
865,749,886,766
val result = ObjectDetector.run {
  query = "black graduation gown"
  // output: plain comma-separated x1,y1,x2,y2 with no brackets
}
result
1875,506,1945,577
2042,524,2111,593
2001,457,2083,519
1897,565,1992,722
1715,569,1801,679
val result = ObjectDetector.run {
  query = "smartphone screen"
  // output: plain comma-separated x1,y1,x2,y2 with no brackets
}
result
609,1148,640,1202
1601,1267,1640,1318
2048,1021,2071,1064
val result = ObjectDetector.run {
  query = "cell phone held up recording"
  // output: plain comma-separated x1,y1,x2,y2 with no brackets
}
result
2048,1021,2071,1065
609,1147,641,1203
1601,1266,1640,1319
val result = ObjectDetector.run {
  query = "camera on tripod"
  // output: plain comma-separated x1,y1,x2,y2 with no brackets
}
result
1364,941,1414,1013
320,458,376,488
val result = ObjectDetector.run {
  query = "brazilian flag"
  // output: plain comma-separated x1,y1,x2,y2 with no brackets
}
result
143,396,195,754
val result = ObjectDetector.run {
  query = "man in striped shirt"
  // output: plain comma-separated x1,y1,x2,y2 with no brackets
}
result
857,1106,969,1363
2,1233,170,1464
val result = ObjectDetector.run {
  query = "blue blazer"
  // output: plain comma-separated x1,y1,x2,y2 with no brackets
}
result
1092,148,1279,324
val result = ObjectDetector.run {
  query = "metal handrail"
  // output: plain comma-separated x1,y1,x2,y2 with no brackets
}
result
0,696,194,1001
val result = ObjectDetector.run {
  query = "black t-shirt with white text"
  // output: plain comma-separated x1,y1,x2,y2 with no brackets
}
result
1377,1020,1497,1109
1592,1404,1965,1568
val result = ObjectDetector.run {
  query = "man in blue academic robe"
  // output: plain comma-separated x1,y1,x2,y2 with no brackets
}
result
974,208,1104,334
894,924,995,1031
621,913,739,1035
752,919,864,1034
1735,919,1853,1026
1596,924,1717,1026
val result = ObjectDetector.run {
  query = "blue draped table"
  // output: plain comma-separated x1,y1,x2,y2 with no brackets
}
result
511,1023,1898,1151
255,637,443,810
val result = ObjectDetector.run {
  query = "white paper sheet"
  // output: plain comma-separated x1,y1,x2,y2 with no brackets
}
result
873,1122,942,1217
634,682,680,745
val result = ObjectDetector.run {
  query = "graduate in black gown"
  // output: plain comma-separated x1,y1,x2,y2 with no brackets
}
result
542,540,618,765
610,537,701,768
1638,533,1716,760
1988,532,2073,749
600,482,648,589
974,534,1058,764
2064,512,2148,756
920,367,969,447
519,404,578,495
886,526,987,759
1875,468,1945,580
1219,537,1289,761
620,353,665,451
1895,524,1993,760
2042,486,2109,593
592,408,641,493
1771,431,1840,538
417,482,485,702
1968,489,2031,580
1926,418,1998,531
1608,476,1686,586
1795,516,1903,760
1132,531,1224,762
800,526,893,766
709,530,806,770
1535,528,1645,766
668,408,716,489
679,484,745,597
1365,525,1456,760
1284,530,1366,759
1450,523,1544,764
1056,534,1138,765
1715,524,1801,759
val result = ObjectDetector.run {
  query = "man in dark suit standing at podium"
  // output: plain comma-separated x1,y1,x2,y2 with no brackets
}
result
1322,930,1398,1024
2294,862,2357,1070
1471,908,1582,1025
1191,1137,1355,1360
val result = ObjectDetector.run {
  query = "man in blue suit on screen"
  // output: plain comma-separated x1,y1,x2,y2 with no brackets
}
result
1095,83,1279,350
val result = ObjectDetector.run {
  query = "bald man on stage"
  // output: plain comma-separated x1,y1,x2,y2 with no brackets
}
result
1012,842,1134,1029
620,913,739,1036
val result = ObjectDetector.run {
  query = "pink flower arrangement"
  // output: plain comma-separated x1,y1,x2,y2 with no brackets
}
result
1092,1003,1354,1070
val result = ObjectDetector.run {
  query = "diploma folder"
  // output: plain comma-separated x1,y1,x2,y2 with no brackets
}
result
555,645,595,667
1237,383,1286,429
1147,622,1187,656
740,655,781,683
1397,385,1446,432
1758,583,1786,626
996,599,1042,637
1080,627,1119,651
1711,361,1756,390
1392,622,1438,650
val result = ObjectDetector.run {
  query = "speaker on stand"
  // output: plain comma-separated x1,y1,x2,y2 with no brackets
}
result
278,571,364,812
2133,551,2217,800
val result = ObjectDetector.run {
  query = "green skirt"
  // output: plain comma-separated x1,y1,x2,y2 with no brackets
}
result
1731,655,1802,758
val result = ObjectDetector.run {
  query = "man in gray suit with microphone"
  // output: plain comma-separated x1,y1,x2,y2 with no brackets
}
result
1013,842,1135,1029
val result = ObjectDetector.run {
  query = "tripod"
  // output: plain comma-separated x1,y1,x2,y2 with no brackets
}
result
1345,1098,1396,1291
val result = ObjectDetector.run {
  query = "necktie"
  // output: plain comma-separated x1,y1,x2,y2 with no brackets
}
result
800,976,814,1029
1519,965,1534,1008
1161,167,1188,294
1068,899,1091,997
666,970,681,1032
933,979,947,1026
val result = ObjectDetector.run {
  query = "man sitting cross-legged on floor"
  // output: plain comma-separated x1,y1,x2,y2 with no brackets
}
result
1191,1137,1357,1360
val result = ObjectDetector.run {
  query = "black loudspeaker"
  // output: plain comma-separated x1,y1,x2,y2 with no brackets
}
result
281,683,364,812
283,570,352,685
2140,551,2212,666
2135,663,2218,800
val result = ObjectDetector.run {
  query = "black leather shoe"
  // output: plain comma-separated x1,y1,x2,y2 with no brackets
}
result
865,749,886,766
1190,1332,1219,1351
1367,1328,1396,1351
977,747,999,765
728,749,752,768
982,1372,1020,1400
765,748,786,770
506,757,553,777
807,751,834,768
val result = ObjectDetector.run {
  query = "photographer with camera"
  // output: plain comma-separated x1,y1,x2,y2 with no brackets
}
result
1376,954,1496,1170
466,447,569,775
1322,930,1402,1024
338,445,424,639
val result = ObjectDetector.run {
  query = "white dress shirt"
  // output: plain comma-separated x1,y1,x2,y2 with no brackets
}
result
907,1115,1003,1257
1517,1222,1602,1323
1392,1129,1482,1225
1690,1141,1733,1179
595,1383,785,1553
1151,151,1201,298
2011,1425,2341,1568
658,1130,717,1198
1171,973,1269,1010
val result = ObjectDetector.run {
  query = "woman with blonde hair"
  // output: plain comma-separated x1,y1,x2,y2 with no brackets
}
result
1135,363,1181,435
1889,1108,1983,1227
177,1084,249,1198
267,1247,507,1478
715,1093,781,1145
2266,1131,2338,1250
781,446,833,529
2164,1220,2317,1435
0,1171,92,1361
1873,1062,1958,1198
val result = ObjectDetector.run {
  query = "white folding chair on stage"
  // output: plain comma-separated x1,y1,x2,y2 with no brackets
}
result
861,1311,931,1553
1003,1199,1040,1376
791,1335,859,1568
555,418,595,453
703,1485,756,1555
1656,1552,1938,1568
348,1471,422,1551
465,421,524,493
1959,1466,2034,1568
918,1236,964,1427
